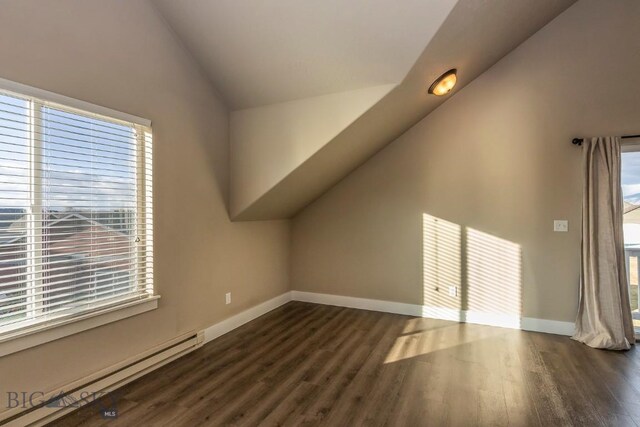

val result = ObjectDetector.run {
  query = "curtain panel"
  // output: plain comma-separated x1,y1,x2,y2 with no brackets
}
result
573,136,635,350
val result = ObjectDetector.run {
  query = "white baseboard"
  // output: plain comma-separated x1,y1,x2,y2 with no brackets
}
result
291,291,422,317
520,316,575,336
290,290,575,336
203,292,292,343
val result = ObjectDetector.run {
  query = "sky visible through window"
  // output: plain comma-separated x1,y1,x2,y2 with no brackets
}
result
622,151,640,200
41,105,137,211
0,91,137,221
0,93,29,210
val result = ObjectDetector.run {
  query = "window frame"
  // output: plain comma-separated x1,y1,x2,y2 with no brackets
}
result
0,77,157,357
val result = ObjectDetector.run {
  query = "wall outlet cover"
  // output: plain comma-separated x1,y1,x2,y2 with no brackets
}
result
553,220,569,232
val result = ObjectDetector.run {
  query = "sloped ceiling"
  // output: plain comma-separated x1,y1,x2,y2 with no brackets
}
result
153,0,576,220
152,0,458,109
229,84,396,218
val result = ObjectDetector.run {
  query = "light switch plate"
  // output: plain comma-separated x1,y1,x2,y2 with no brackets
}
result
554,220,568,232
448,286,458,297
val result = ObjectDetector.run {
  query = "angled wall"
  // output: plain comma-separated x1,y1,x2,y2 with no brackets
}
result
290,0,640,324
230,85,394,218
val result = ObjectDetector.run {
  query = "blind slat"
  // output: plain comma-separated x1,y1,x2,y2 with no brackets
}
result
0,155,151,179
0,253,153,276
0,217,142,225
0,116,139,148
0,262,153,290
1,241,151,258
0,276,145,311
0,175,148,189
0,156,151,178
0,139,139,159
0,233,144,242
0,105,137,138
0,98,140,132
0,267,153,291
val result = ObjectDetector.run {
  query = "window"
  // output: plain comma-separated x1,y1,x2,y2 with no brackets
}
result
0,80,154,343
621,142,640,334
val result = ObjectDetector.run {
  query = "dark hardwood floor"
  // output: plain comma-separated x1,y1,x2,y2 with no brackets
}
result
52,302,640,426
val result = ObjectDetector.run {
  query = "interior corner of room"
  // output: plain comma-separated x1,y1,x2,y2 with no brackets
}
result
0,0,639,425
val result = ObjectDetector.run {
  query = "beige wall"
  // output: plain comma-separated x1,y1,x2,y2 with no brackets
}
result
230,84,394,218
0,0,289,409
291,0,640,323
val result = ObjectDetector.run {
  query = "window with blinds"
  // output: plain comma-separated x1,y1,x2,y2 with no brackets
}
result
0,87,153,337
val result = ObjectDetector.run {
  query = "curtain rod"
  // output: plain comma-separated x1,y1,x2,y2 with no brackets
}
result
572,134,640,146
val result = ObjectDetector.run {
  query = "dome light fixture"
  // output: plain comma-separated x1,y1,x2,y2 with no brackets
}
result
428,69,457,96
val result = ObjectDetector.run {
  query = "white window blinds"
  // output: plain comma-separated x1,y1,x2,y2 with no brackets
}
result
0,86,153,336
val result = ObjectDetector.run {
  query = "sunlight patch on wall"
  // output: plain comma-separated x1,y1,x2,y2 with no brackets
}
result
422,213,461,309
466,228,522,317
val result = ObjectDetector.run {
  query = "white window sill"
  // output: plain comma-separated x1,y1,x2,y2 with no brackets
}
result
0,295,160,357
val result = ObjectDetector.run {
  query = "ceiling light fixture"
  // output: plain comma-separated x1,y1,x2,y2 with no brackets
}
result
428,69,457,96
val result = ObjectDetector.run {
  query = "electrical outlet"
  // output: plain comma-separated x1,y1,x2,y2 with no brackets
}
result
448,286,458,297
225,292,231,305
553,220,568,232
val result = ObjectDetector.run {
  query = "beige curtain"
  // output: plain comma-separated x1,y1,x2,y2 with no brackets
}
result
573,137,635,350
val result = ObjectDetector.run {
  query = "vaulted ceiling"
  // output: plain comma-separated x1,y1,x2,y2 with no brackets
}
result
152,0,576,220
152,0,458,109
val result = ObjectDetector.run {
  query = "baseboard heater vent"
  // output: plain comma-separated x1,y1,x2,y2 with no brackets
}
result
1,331,204,426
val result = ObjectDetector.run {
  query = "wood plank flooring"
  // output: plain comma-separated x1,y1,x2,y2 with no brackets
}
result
52,302,640,426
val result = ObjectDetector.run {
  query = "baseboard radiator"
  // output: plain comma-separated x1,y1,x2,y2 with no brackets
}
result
0,331,204,427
